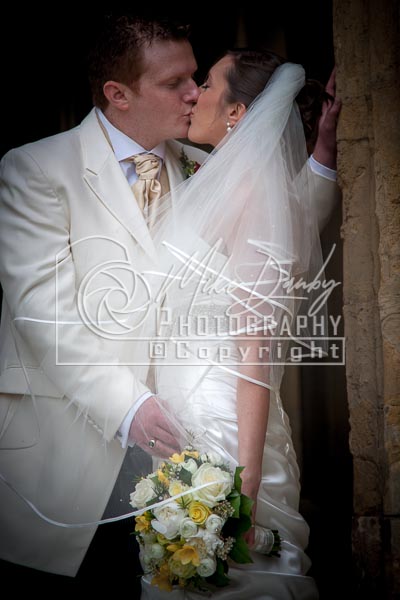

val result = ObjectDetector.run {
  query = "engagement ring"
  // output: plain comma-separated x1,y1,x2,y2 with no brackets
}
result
148,439,156,448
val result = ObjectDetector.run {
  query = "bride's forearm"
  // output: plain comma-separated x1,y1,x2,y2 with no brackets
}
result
237,375,270,496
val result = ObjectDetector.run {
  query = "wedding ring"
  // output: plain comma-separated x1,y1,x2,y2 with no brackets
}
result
148,439,156,448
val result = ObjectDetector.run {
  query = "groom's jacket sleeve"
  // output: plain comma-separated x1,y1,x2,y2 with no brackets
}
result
0,148,149,443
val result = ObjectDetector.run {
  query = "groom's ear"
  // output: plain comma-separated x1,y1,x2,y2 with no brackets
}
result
227,102,247,126
103,81,130,111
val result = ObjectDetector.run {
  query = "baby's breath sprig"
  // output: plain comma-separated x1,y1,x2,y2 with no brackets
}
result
216,536,235,560
213,500,235,520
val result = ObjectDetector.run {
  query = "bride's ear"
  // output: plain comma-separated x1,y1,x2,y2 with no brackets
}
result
227,102,247,126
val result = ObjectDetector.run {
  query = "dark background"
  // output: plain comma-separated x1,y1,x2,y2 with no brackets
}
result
1,3,335,157
0,3,352,598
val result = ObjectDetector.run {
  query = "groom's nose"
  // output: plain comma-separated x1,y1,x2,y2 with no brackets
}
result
183,79,200,104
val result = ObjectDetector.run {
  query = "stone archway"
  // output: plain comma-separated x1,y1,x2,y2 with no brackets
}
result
334,0,400,596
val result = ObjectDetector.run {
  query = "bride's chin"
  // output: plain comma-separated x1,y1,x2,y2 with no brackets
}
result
187,127,200,143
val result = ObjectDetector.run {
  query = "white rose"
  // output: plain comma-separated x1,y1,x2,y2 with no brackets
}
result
205,514,224,534
197,557,217,577
149,543,165,560
130,478,156,508
182,458,198,474
152,503,186,539
179,517,198,538
192,464,233,508
202,451,224,466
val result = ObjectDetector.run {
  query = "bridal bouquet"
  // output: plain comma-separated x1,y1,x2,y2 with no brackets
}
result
130,446,281,592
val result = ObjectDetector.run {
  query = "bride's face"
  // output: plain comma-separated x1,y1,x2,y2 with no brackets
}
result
188,56,236,147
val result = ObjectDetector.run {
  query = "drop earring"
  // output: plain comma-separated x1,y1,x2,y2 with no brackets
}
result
226,121,232,133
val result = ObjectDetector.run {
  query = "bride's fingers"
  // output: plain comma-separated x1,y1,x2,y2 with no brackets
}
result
243,526,256,548
325,66,336,96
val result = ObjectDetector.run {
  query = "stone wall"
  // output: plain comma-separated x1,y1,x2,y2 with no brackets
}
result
333,0,400,596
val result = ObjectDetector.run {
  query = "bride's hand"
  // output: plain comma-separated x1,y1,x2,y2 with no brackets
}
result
313,66,342,169
241,474,261,549
243,504,257,548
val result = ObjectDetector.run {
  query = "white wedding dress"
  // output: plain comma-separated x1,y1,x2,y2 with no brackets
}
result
140,295,319,599
141,62,323,599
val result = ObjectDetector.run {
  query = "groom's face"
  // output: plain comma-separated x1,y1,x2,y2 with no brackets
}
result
126,39,199,149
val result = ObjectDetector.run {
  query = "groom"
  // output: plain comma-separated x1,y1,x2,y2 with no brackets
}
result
0,14,340,585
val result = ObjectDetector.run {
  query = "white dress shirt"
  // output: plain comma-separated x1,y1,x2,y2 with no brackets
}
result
97,110,165,448
97,109,165,184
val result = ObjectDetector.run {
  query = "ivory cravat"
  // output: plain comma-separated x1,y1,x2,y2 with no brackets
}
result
129,153,162,217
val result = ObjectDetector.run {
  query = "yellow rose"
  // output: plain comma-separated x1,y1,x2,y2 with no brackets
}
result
188,501,211,525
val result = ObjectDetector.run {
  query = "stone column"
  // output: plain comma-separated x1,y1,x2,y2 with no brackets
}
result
333,0,400,596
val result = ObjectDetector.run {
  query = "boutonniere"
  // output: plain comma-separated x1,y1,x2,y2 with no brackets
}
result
180,148,201,179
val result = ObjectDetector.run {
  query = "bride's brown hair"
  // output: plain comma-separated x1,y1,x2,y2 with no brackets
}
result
224,49,329,154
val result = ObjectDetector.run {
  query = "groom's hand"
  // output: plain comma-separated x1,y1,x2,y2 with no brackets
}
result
313,67,342,169
129,396,181,458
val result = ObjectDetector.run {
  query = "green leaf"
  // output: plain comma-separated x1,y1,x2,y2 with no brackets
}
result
234,466,245,493
178,467,193,485
229,494,241,518
234,514,252,536
145,497,158,507
226,489,239,510
227,489,240,500
229,535,253,564
240,493,254,518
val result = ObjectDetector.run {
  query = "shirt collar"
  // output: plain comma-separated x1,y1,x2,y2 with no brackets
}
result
97,109,165,162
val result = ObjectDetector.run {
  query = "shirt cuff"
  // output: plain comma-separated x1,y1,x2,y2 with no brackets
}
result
117,391,153,449
309,155,337,181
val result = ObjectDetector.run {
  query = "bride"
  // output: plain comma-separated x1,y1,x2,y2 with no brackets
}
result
139,49,333,599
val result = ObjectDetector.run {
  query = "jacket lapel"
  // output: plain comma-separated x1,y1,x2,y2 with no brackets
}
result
164,140,186,195
79,109,157,262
